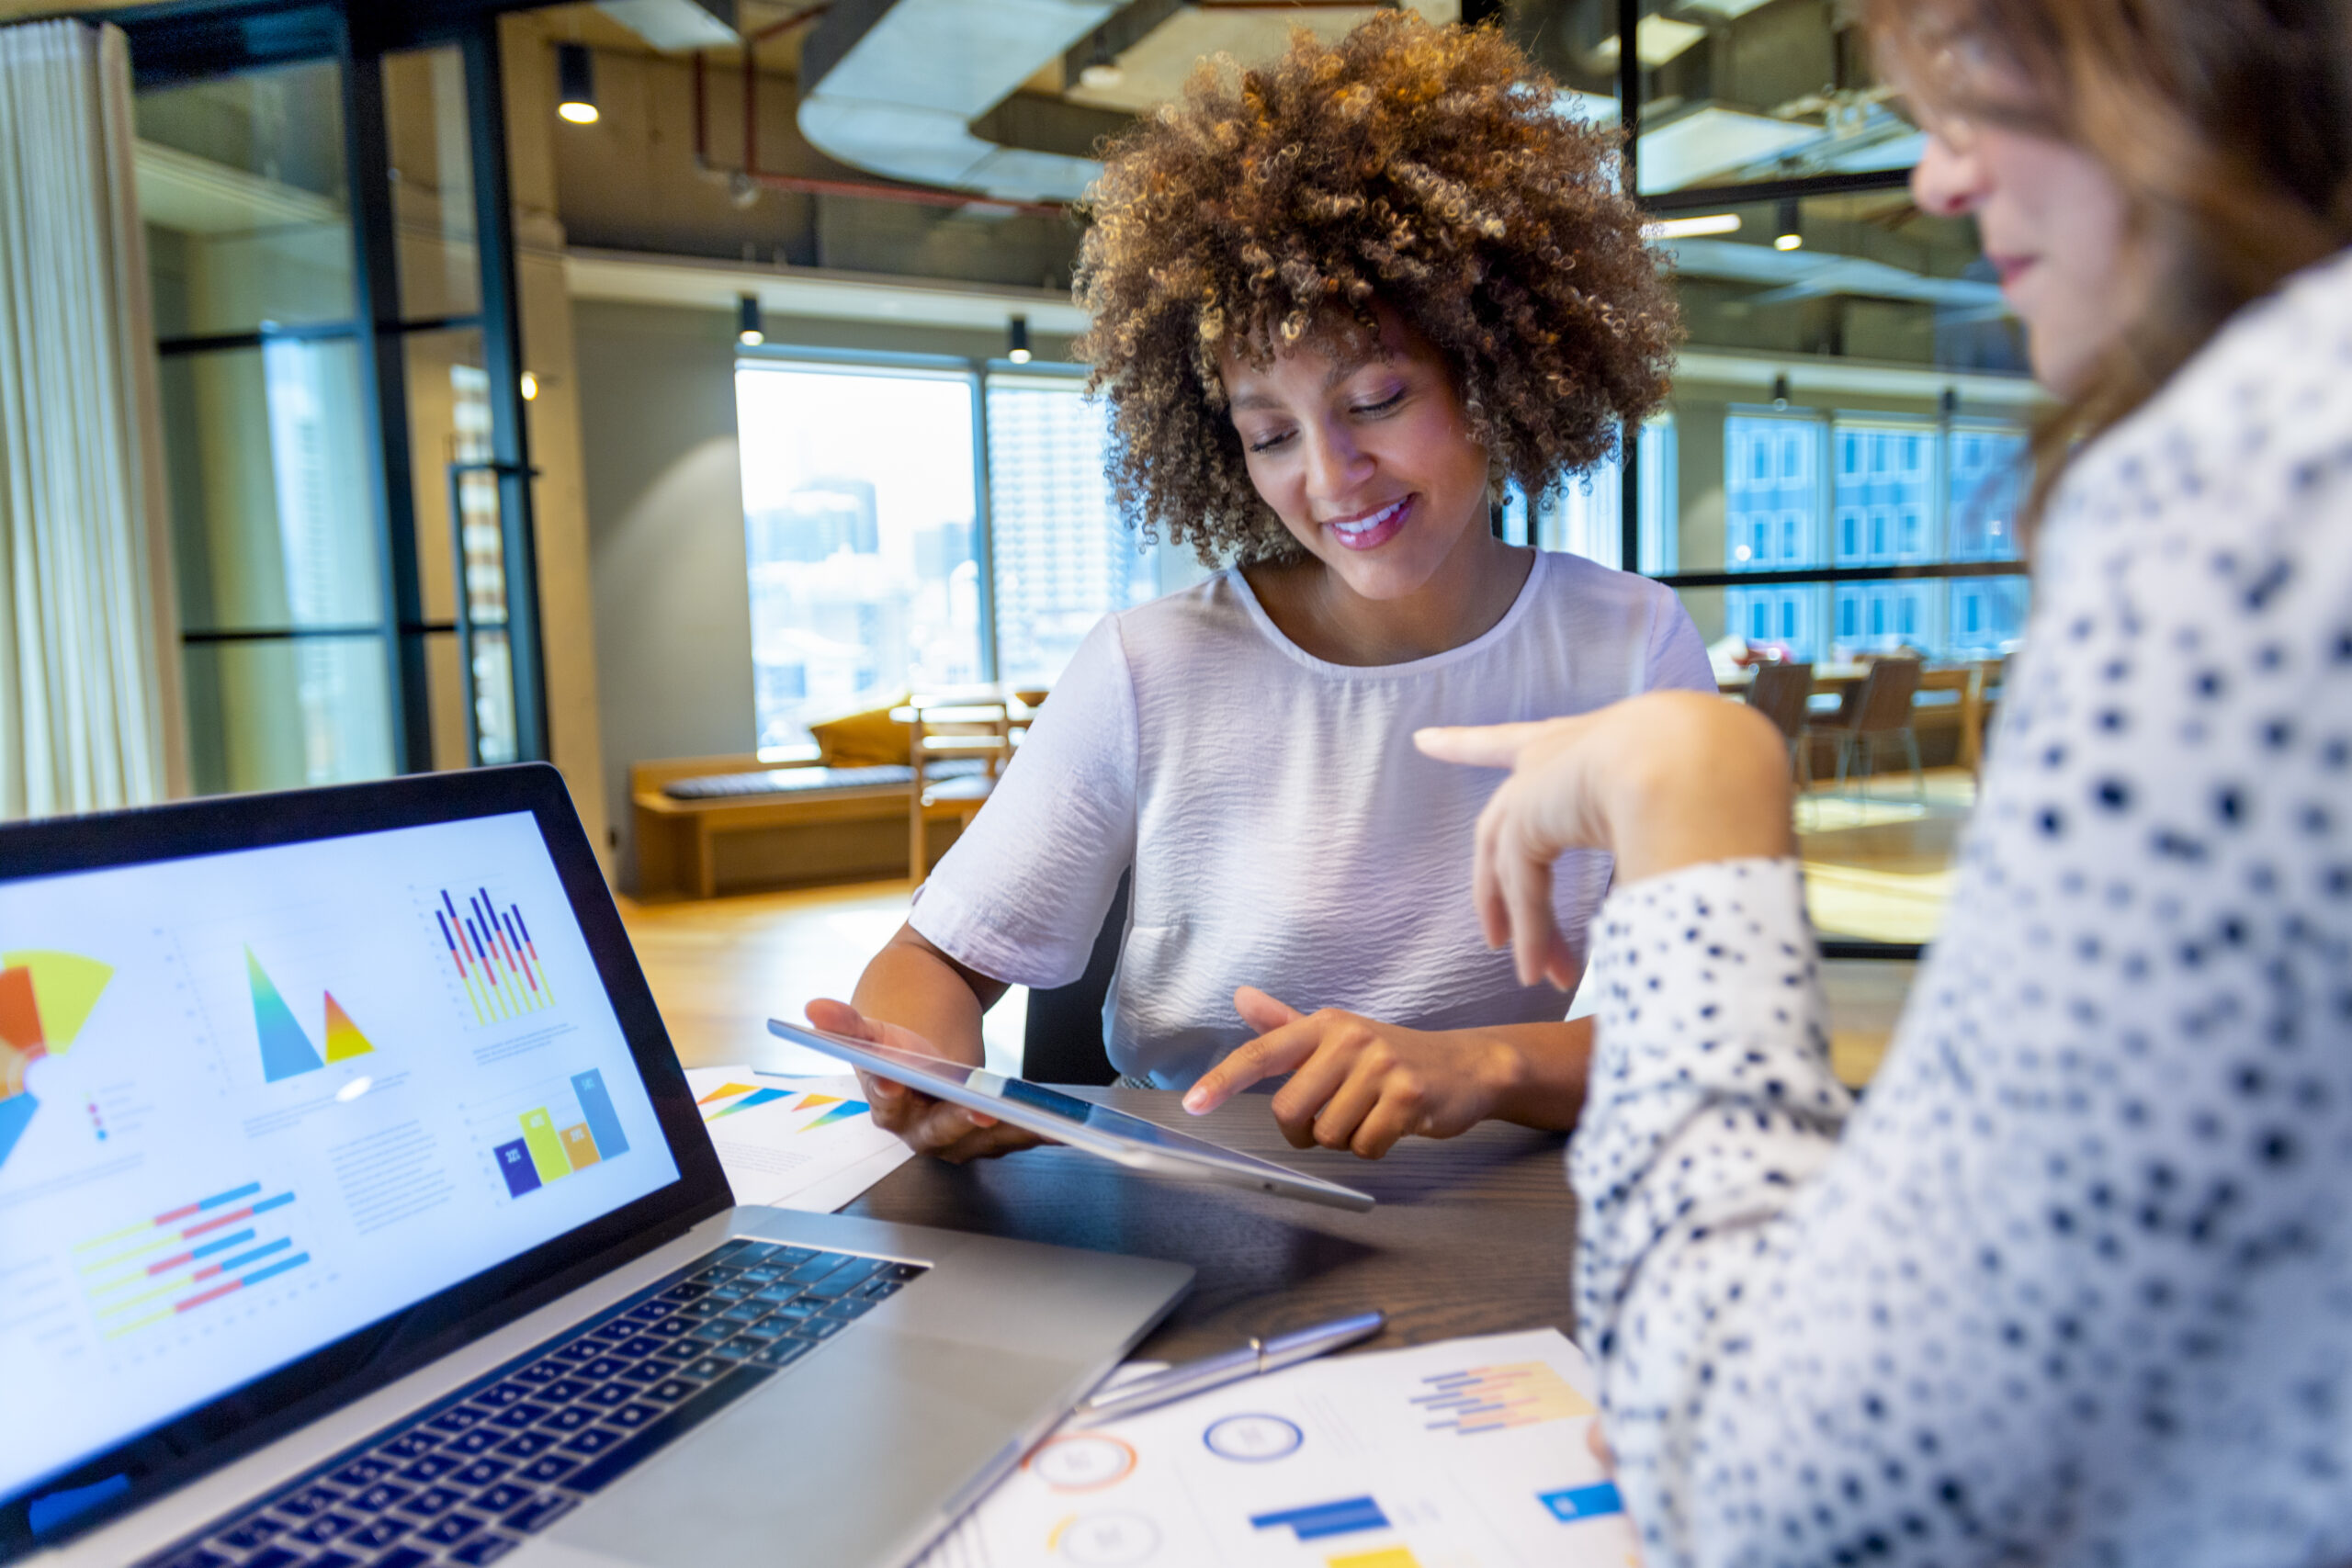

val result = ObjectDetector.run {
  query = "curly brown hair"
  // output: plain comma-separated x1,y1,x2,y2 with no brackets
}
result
1072,12,1680,565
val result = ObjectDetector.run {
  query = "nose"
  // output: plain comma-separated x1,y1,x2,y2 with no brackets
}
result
1911,127,1986,219
1301,417,1373,503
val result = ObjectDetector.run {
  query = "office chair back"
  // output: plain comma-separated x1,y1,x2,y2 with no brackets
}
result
1848,657,1922,734
1744,660,1814,741
1020,869,1129,1086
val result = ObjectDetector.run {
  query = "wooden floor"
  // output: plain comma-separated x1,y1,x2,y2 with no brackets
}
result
615,765,1972,1091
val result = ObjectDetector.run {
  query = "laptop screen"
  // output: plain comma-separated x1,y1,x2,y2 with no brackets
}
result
0,807,682,1510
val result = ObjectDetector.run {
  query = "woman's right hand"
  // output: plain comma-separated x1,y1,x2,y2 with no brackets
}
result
1414,692,1796,987
803,998,1044,1163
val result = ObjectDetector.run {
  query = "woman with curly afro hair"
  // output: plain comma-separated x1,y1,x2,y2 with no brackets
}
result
814,12,1711,1164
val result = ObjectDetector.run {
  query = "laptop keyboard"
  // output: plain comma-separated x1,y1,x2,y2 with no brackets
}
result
143,1237,927,1568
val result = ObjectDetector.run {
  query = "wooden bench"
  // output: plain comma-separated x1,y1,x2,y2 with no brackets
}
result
629,753,980,900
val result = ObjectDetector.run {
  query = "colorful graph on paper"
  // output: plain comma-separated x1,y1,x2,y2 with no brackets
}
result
0,949,115,1168
434,887,556,1025
74,1180,310,1338
245,948,378,1084
492,1069,632,1198
1408,1360,1594,1436
695,1081,871,1131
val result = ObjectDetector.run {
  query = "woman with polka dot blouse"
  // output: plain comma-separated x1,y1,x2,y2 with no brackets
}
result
1417,1,2352,1563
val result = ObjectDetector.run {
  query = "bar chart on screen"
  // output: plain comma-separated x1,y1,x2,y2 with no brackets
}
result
425,885,558,1028
485,1067,632,1199
73,1179,311,1343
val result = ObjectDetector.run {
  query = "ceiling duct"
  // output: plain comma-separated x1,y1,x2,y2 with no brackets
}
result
797,0,1123,205
594,0,739,51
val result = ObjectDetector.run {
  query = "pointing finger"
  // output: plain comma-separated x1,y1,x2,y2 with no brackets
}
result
1412,720,1547,770
1184,1014,1323,1113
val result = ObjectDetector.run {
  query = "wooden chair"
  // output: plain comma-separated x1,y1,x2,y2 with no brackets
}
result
907,688,1021,884
1743,660,1815,791
1804,656,1923,800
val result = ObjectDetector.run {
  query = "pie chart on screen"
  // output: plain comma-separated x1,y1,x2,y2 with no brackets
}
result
0,949,114,1168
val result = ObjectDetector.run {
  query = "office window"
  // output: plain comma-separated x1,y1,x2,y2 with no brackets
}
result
736,364,983,751
1723,412,1819,575
1523,414,1676,572
984,376,1157,689
1950,423,2029,561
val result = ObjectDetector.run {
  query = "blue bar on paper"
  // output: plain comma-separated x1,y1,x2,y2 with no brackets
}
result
200,1181,263,1210
571,1069,630,1158
240,1253,309,1288
1250,1496,1389,1542
251,1191,294,1217
1539,1483,1624,1522
495,1139,540,1197
191,1229,256,1260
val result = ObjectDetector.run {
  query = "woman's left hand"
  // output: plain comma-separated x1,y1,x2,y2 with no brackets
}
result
1181,987,1519,1158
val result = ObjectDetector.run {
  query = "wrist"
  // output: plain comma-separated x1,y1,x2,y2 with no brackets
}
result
1607,706,1794,885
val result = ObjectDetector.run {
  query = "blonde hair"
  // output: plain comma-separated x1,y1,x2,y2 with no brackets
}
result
1864,0,2352,522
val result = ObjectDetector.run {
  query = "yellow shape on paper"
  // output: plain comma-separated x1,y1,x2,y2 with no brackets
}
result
1328,1551,1421,1568
322,992,377,1063
696,1082,758,1107
794,1093,841,1111
3,950,113,1049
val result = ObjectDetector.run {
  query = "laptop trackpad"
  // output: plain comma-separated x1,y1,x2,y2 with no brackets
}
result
536,1334,1078,1567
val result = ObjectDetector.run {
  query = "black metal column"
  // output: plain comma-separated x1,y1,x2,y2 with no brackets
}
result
1618,0,1643,575
462,19,549,763
342,23,433,773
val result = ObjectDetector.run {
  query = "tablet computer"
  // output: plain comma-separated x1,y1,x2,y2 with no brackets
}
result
765,1020,1375,1213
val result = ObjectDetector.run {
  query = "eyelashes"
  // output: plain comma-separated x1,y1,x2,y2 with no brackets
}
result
1243,389,1408,454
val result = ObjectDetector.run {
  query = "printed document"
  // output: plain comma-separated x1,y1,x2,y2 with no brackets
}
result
683,1065,912,1213
918,1327,1636,1567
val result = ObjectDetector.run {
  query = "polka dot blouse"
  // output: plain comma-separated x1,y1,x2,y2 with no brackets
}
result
1573,248,2352,1567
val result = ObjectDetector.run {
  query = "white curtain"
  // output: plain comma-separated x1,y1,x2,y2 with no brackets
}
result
0,19,186,819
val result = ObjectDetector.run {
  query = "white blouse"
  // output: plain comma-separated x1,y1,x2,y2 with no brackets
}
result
912,551,1711,1088
1574,247,2352,1567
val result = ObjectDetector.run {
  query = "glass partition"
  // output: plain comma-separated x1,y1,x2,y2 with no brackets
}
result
137,61,353,338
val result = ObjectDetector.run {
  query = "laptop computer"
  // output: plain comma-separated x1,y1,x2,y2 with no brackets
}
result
0,764,1192,1568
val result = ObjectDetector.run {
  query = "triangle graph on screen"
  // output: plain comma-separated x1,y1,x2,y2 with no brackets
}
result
246,948,378,1084
0,950,116,1168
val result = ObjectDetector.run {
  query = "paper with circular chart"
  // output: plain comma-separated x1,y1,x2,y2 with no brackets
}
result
917,1328,1636,1568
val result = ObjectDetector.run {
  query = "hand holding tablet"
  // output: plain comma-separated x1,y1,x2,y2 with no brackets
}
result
771,1010,1376,1212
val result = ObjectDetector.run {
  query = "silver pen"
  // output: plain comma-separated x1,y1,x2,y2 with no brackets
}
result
1071,1309,1385,1427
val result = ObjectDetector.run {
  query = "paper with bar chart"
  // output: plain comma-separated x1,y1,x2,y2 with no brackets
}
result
683,1066,913,1212
915,1330,1636,1568
0,808,678,1507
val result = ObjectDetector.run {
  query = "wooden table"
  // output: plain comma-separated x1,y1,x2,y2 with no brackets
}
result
844,1088,1577,1361
1715,661,1870,697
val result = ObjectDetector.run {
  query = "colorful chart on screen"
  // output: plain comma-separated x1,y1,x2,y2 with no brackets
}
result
0,809,678,1509
491,1068,634,1198
915,1330,1636,1568
0,949,114,1169
428,885,558,1026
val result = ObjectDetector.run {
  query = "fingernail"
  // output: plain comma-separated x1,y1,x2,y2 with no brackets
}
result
1182,1089,1208,1112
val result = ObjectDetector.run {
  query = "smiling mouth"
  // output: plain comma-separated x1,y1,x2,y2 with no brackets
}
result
1325,497,1410,551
